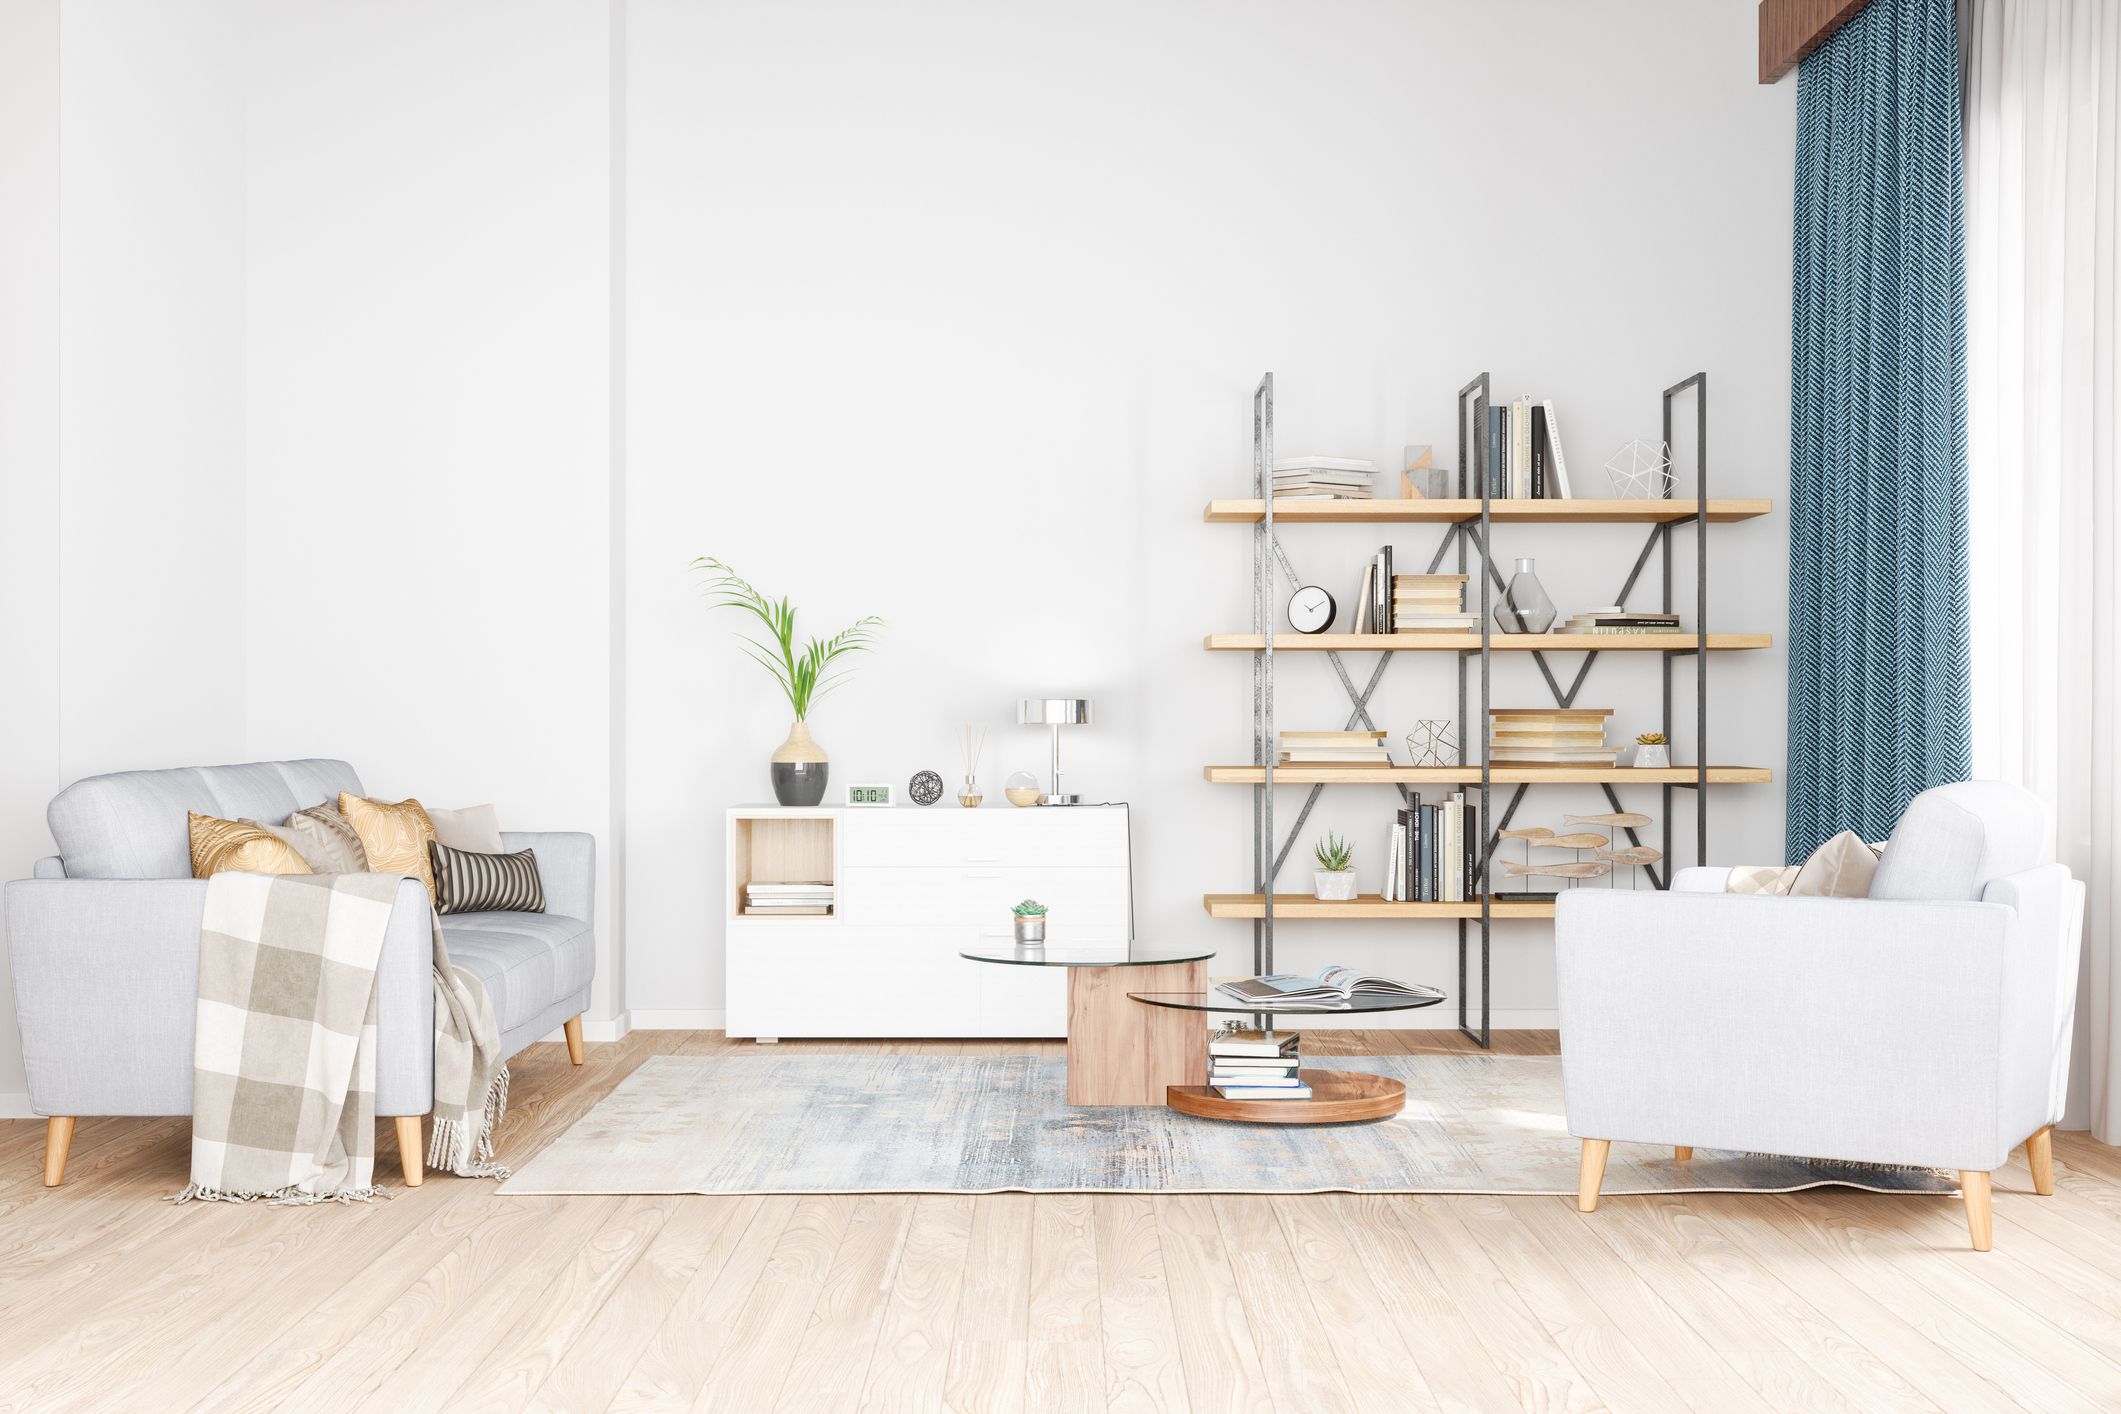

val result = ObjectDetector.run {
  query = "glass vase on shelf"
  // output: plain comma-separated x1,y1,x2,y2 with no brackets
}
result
1493,557,1557,635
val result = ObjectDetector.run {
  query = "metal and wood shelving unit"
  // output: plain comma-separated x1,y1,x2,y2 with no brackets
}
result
1209,370,1773,1046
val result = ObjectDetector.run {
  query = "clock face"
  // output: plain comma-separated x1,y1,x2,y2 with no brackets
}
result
1288,585,1336,634
846,784,893,806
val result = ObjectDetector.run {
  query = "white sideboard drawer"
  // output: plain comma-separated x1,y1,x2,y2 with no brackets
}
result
838,866,1130,926
838,806,1129,868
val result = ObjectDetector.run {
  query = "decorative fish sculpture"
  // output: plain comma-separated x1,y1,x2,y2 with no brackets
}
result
1499,860,1612,879
1531,832,1610,850
1565,812,1652,829
1497,826,1555,841
1595,846,1663,866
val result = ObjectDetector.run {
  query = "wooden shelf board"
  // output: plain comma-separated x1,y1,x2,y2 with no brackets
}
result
1201,764,1772,785
1203,497,1771,525
1202,893,1558,920
1203,632,1771,653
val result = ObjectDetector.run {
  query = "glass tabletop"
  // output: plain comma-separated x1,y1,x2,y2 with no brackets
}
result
959,944,1216,968
1127,990,1446,1014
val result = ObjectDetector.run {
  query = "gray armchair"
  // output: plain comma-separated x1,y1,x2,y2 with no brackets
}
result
5,758,595,1186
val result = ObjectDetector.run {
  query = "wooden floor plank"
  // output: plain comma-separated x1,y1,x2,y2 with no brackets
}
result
1091,1195,1191,1414
1026,1194,1110,1414
857,1195,977,1414
942,1194,1035,1414
1151,1196,1272,1414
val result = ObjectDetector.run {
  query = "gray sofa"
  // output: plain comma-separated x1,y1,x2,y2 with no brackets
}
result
5,758,595,1186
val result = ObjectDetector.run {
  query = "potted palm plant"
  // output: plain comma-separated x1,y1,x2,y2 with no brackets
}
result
1313,833,1357,900
694,557,883,806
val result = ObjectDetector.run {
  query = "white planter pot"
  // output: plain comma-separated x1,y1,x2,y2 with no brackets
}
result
1633,744,1672,769
1313,869,1358,901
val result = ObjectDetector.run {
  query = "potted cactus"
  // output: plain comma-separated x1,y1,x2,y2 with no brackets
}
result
1633,731,1671,769
1011,898,1048,944
1312,833,1357,901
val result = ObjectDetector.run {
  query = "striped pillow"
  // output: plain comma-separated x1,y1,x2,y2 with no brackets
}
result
428,840,545,915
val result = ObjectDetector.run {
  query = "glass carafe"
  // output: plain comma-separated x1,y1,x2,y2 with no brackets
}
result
1494,557,1557,634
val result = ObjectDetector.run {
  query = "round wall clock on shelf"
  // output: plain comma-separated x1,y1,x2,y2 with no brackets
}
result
908,769,943,806
1287,585,1336,634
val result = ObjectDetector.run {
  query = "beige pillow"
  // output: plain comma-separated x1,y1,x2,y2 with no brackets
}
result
1790,831,1885,898
339,793,438,900
189,811,314,879
246,802,369,874
1726,865,1799,896
428,803,504,854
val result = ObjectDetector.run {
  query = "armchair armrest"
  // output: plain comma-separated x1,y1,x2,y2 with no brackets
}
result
5,875,435,1117
1555,889,2020,1169
502,831,594,924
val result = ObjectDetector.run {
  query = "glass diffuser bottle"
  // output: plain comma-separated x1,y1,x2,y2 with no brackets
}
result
958,724,985,807
1494,557,1557,634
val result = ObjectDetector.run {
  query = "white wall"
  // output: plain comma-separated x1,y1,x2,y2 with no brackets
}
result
623,0,1795,1028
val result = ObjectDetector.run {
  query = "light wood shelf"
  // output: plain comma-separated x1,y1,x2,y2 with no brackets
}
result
1202,892,1558,920
1203,497,1772,525
1203,632,1770,653
1201,764,1772,785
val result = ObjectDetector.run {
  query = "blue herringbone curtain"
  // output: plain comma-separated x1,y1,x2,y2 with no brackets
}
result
1787,0,1970,859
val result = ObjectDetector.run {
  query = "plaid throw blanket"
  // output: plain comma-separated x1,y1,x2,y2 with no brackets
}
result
178,871,509,1204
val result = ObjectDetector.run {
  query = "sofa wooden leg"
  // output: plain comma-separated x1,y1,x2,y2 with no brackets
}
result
2025,1125,2055,1196
43,1117,75,1187
1674,1146,1693,1162
1960,1170,1993,1251
1577,1139,1611,1213
563,1014,585,1066
395,1116,425,1187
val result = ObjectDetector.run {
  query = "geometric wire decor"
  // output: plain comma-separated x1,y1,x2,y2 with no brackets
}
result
1604,439,1674,499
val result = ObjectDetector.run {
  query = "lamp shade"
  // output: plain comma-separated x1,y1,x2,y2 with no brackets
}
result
1019,698,1091,726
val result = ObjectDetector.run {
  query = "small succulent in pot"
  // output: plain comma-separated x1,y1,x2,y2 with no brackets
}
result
1632,731,1671,769
1012,898,1048,944
1312,833,1358,901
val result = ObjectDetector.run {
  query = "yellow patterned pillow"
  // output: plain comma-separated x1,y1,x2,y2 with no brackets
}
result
339,793,438,900
188,811,314,879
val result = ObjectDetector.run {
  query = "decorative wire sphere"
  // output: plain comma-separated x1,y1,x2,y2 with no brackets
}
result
908,769,943,806
1406,720,1460,767
1604,439,1675,499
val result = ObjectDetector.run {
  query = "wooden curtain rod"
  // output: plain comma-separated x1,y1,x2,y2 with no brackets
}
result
1759,0,1875,82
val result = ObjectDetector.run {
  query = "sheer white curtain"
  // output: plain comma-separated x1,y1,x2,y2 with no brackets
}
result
1965,0,2121,1138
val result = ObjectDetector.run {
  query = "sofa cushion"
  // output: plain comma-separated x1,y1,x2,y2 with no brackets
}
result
1868,781,2051,902
440,911,593,1035
339,794,439,901
188,811,314,879
49,759,364,879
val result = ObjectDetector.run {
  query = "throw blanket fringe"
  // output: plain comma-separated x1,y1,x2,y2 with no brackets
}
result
173,1183,389,1206
430,1063,512,1179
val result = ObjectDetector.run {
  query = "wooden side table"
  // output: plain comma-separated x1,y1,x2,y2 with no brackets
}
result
960,944,1213,1106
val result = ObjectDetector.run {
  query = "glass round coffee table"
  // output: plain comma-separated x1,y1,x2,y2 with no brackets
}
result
1125,989,1447,1124
960,943,1214,1106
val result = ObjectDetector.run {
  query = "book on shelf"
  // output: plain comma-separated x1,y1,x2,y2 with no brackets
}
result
1480,397,1574,499
742,905,830,916
1489,707,1618,766
1208,1029,1300,1059
1208,1071,1303,1088
1213,1080,1316,1100
1272,456,1374,500
1353,563,1374,633
742,880,834,917
1215,965,1443,1008
1278,729,1390,764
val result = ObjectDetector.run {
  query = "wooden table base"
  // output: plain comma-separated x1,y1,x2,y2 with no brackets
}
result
1065,961,1206,1105
1166,1068,1406,1124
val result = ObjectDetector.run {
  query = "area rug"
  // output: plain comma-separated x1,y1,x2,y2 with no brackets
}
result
497,1055,1956,1197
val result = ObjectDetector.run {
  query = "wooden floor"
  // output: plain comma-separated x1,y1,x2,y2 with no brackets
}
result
5,1029,2121,1413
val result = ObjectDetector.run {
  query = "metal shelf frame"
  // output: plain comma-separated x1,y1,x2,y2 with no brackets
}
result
1237,369,1718,1047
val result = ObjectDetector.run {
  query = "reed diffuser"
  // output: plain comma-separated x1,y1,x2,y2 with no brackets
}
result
958,724,986,807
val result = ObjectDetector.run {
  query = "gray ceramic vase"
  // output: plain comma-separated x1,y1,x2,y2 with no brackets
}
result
770,721,829,807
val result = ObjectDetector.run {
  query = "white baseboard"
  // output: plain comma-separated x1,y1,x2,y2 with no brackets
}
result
627,1008,727,1031
0,1092,34,1120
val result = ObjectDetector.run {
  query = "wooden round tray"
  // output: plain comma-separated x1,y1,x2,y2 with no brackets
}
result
1166,1068,1405,1125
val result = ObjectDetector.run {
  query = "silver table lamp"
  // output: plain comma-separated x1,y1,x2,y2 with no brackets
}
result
1019,698,1092,806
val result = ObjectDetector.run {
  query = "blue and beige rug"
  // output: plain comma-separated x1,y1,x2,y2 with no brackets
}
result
498,1055,1956,1197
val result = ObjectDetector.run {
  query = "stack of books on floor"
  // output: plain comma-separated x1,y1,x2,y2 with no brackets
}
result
742,881,833,916
1392,572,1478,634
1279,729,1391,765
1488,707,1621,766
1206,1028,1308,1100
1272,456,1374,500
1386,791,1478,901
1485,397,1574,499
1561,606,1682,635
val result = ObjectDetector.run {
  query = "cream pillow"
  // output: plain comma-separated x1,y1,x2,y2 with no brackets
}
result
189,811,314,879
428,803,504,854
245,802,369,874
1726,865,1799,896
1790,831,1885,898
339,793,438,900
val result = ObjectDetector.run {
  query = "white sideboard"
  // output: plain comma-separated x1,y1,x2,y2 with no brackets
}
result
724,804,1133,1039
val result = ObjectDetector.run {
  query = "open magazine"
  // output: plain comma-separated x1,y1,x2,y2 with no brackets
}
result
1215,964,1443,1008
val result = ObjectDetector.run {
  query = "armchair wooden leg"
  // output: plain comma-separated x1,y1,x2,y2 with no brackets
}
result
43,1117,75,1187
1960,1170,1993,1251
2025,1125,2055,1196
563,1014,585,1066
1674,1146,1693,1162
395,1116,425,1187
1577,1139,1611,1214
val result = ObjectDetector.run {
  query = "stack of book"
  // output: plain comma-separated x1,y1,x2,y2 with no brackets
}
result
1488,708,1621,766
1392,573,1478,634
742,881,834,916
1386,792,1479,902
1561,607,1683,635
1353,545,1394,632
1206,1029,1307,1100
1485,398,1574,499
1272,457,1374,500
1279,729,1391,765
